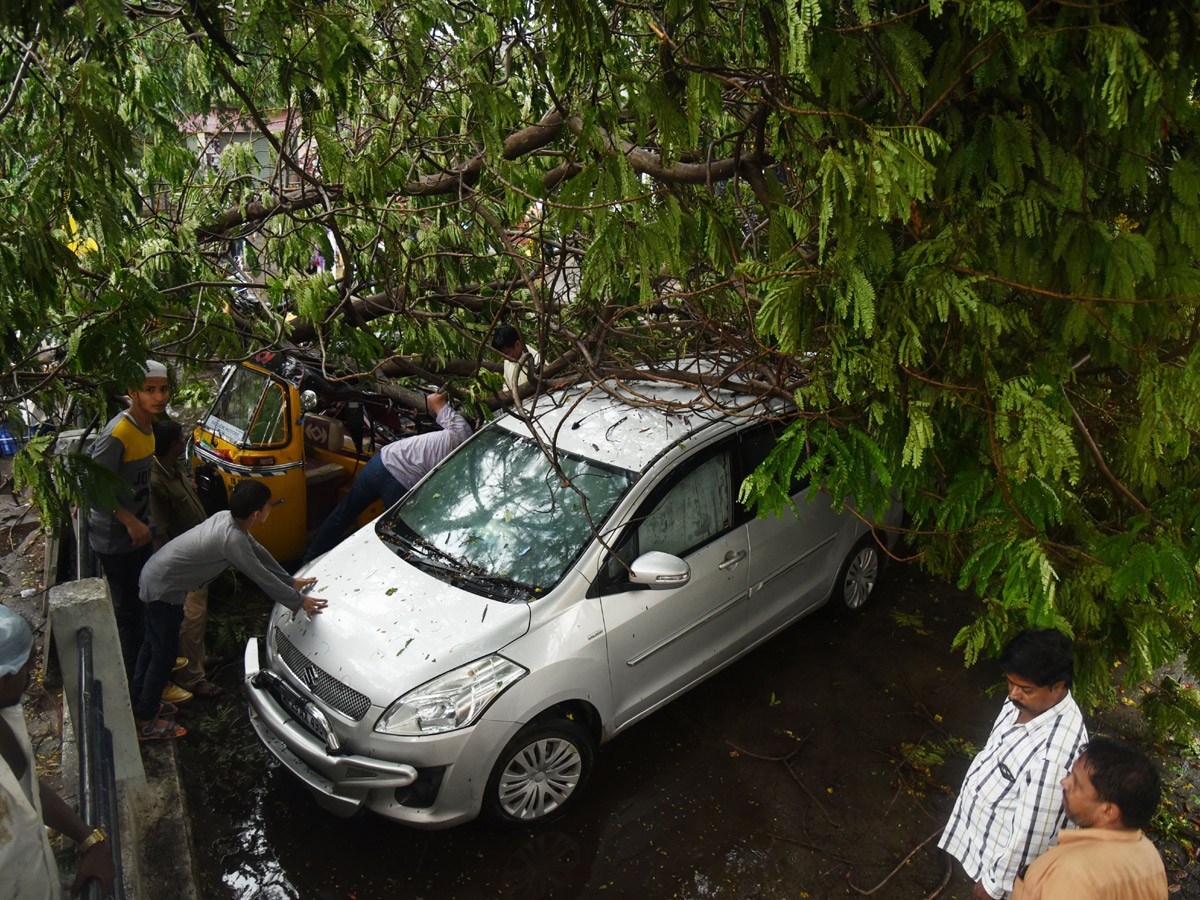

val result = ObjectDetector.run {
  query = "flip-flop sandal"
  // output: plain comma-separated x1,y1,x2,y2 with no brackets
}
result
137,718,187,741
158,700,179,716
191,681,223,698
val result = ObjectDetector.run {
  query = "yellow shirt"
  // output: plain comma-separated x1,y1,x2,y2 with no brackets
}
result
86,410,155,554
1011,827,1168,900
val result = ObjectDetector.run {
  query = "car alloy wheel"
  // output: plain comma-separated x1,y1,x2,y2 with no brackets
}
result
839,539,881,610
486,718,595,825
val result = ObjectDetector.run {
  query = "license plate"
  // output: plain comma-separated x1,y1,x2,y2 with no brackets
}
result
263,674,329,742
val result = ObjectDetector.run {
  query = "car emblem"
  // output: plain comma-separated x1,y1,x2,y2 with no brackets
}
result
299,665,320,688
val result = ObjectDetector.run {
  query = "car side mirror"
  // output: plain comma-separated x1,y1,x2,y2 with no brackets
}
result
629,551,690,589
300,390,319,412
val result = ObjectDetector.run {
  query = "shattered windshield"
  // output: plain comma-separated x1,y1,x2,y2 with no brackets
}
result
377,427,635,595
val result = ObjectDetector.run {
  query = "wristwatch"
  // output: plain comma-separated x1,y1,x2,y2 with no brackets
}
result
79,828,107,852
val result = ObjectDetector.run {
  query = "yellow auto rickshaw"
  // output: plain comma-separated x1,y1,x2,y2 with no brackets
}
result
191,349,418,562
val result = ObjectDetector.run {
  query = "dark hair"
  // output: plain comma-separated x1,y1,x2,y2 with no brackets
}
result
998,628,1074,688
491,325,520,353
1082,736,1161,830
153,419,183,459
229,480,271,519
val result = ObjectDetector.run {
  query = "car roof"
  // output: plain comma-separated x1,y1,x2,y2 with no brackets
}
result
494,378,770,473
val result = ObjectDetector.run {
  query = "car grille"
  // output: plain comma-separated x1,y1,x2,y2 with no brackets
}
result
273,629,372,722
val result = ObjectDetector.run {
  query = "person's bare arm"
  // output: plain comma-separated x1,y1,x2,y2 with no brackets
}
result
115,507,151,547
38,781,116,897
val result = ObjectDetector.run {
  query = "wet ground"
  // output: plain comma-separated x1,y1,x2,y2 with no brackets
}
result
168,560,1200,900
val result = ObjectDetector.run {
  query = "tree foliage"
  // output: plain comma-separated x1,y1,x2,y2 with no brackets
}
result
2,0,1199,726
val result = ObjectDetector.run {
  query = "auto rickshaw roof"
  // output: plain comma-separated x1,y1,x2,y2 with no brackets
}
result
247,349,383,404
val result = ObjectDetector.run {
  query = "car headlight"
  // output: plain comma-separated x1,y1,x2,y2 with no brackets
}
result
374,655,527,736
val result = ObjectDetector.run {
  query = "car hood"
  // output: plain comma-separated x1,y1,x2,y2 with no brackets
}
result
270,525,532,706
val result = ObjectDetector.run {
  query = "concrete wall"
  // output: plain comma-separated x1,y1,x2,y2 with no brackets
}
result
50,578,146,791
50,579,201,899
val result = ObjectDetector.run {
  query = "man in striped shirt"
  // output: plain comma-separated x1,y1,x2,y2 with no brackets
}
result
939,628,1089,899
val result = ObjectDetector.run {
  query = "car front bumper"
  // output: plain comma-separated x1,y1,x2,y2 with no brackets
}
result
243,637,516,829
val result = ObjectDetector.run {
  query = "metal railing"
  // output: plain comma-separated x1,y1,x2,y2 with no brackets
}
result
77,627,125,900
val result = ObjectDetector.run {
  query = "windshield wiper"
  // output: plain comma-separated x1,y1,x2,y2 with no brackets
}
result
378,521,532,601
451,567,535,601
379,521,466,568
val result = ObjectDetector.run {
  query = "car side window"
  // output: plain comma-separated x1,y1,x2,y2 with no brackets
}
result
736,424,809,524
596,447,733,592
641,451,732,557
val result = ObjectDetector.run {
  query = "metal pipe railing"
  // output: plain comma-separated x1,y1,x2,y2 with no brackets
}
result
96,683,125,899
77,628,98,827
76,626,123,900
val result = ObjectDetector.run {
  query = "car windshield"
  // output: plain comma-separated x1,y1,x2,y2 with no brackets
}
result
377,427,635,596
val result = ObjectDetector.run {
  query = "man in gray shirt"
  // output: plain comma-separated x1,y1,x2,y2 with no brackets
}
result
133,480,328,739
301,390,471,564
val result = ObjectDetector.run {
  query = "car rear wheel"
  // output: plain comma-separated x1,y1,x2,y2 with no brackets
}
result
835,537,882,611
484,718,595,826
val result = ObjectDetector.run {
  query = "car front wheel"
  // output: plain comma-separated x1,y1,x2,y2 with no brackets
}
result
484,718,595,826
836,537,882,610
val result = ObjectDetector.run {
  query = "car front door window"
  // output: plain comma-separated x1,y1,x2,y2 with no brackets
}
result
600,449,733,590
638,452,731,559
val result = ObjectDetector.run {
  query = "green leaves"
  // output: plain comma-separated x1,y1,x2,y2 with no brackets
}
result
2,0,1199,734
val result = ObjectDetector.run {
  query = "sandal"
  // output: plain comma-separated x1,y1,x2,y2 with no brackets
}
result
158,700,179,716
190,681,223,698
137,718,187,741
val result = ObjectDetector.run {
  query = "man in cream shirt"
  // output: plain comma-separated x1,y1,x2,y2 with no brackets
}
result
0,606,114,898
1012,736,1168,900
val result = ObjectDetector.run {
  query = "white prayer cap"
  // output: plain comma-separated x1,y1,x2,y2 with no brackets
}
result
141,360,169,380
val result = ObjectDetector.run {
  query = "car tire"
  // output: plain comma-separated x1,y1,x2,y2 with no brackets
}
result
834,536,883,611
483,718,596,827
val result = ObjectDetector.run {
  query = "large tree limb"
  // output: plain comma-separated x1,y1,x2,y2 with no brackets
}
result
285,279,527,343
1062,386,1151,517
563,115,765,184
404,109,566,196
197,108,765,240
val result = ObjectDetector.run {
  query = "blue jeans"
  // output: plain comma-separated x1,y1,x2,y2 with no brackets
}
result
131,600,185,721
303,454,406,564
95,545,152,681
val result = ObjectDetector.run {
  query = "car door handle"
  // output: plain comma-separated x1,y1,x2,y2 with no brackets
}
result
718,550,747,570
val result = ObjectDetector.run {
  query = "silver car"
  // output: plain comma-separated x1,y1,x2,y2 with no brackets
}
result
244,379,901,828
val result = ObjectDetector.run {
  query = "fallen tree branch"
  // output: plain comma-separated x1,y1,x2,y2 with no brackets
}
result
726,736,838,828
846,828,941,896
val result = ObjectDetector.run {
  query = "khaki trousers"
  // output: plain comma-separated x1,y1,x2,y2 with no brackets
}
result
175,586,210,688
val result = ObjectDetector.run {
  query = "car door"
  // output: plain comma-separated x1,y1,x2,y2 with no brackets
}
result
595,442,751,730
736,424,847,644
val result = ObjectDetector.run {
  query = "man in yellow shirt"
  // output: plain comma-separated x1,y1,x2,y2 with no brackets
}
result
1012,736,1168,900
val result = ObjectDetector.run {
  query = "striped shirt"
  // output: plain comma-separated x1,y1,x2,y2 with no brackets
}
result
87,409,155,554
939,693,1088,899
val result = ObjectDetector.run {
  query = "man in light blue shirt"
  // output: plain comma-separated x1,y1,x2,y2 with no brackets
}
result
302,390,471,564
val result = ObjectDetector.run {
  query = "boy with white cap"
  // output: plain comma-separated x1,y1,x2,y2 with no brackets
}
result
87,361,186,704
0,605,115,898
